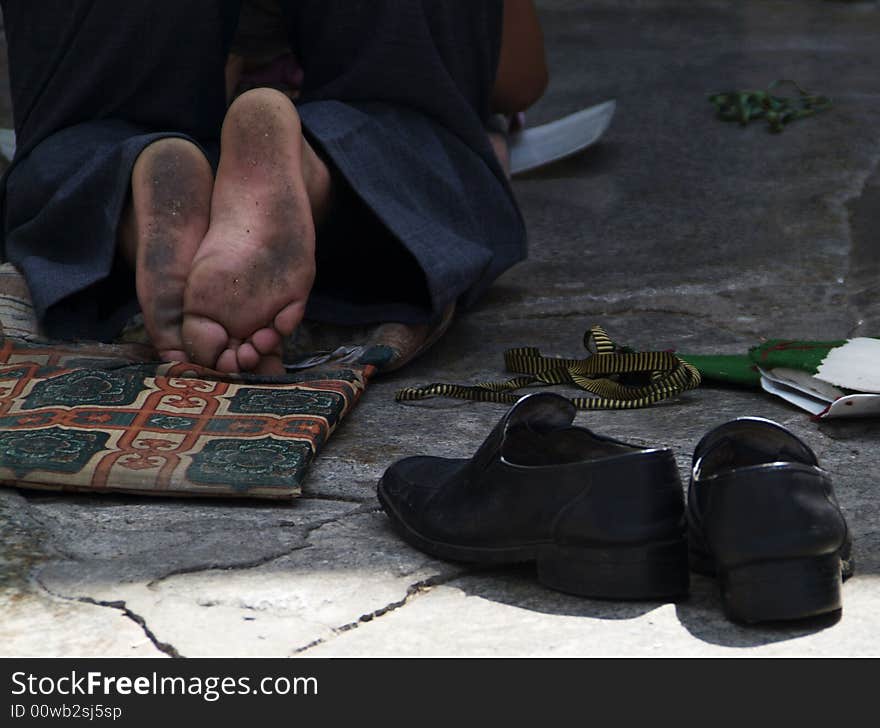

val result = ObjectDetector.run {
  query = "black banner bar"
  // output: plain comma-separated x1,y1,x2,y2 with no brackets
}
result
0,657,862,726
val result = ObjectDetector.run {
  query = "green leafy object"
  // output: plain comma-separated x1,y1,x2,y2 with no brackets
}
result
708,80,832,132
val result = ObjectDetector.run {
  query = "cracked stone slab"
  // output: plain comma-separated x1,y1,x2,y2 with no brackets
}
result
0,591,166,657
299,389,879,657
1,489,163,656
846,154,880,334
300,568,880,657
30,495,361,589
37,511,464,657
495,0,880,343
302,448,390,503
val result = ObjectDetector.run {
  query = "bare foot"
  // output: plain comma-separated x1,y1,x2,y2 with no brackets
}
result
181,88,331,374
120,137,213,362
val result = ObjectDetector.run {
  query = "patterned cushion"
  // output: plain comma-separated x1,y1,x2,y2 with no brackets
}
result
0,262,451,499
0,338,370,499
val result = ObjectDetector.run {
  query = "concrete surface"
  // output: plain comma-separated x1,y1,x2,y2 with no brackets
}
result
1,0,880,657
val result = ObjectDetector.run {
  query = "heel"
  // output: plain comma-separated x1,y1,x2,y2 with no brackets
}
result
537,539,689,600
721,554,842,623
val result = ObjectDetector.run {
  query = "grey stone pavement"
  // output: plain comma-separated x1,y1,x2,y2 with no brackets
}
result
1,0,880,657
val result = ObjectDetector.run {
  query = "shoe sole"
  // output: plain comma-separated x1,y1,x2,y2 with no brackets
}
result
378,479,689,601
690,548,845,623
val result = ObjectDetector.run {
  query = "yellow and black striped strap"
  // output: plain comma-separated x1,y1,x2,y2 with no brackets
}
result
395,325,701,411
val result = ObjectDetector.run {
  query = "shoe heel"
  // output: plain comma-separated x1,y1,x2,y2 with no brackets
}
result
721,554,842,623
536,539,689,600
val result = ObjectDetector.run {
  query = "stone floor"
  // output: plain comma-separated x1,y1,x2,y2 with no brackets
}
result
1,0,879,657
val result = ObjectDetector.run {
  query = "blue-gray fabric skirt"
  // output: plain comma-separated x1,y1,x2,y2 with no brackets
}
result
0,0,526,342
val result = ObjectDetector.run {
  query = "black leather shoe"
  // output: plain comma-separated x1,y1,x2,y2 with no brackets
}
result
377,392,689,600
687,417,854,623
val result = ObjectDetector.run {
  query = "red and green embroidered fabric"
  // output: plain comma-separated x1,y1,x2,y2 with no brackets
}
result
0,337,372,499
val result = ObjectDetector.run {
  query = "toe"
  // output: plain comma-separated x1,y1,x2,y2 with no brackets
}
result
181,314,231,369
274,301,306,337
215,348,240,373
236,342,261,372
250,327,282,355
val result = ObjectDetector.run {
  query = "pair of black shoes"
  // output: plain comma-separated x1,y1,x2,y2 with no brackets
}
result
377,392,854,624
